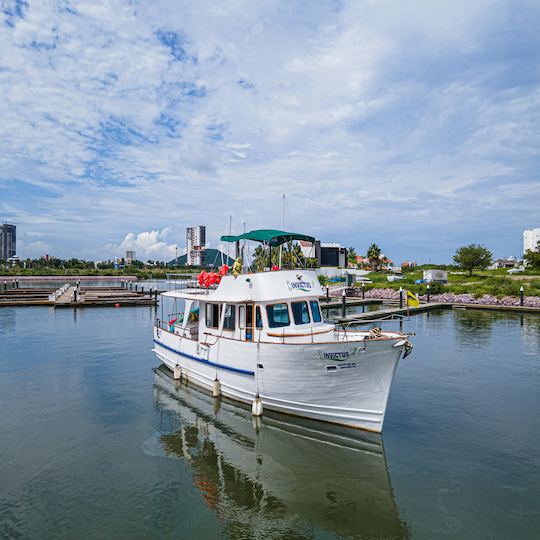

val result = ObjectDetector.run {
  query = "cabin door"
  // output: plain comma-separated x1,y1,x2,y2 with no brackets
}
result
245,303,254,342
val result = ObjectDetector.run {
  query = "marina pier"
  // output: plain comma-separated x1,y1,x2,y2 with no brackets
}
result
0,283,157,307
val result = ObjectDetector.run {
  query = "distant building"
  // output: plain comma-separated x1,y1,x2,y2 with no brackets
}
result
125,250,136,264
167,248,234,269
186,226,206,266
489,257,519,270
401,261,417,268
298,240,347,267
355,255,370,267
423,269,448,283
0,223,16,261
524,228,540,253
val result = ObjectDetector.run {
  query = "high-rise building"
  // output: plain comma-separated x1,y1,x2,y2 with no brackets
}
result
0,223,16,261
186,226,206,266
524,228,540,254
126,250,136,263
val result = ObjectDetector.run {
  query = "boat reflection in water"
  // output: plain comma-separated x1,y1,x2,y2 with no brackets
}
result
147,366,410,539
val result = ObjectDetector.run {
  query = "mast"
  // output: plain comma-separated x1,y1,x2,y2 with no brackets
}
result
227,215,232,260
279,194,285,268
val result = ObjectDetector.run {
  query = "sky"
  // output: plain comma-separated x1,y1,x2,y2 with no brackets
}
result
1,0,539,263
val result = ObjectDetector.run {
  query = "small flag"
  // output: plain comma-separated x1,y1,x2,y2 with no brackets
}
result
406,290,420,308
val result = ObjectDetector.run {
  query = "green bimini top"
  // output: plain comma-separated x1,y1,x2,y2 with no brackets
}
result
220,229,315,247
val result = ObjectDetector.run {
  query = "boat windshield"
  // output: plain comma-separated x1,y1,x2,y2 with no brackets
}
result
291,301,310,325
266,303,290,328
310,300,322,323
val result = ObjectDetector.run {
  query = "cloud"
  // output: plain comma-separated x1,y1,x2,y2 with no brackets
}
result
16,239,53,259
104,228,179,261
1,0,540,262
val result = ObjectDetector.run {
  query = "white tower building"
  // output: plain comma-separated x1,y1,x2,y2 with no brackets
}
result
186,226,206,266
523,228,540,254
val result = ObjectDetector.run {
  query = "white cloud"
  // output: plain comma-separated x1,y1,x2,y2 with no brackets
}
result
105,228,179,261
17,240,53,259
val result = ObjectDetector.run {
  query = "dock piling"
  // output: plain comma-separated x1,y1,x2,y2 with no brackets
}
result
399,287,403,309
341,290,346,318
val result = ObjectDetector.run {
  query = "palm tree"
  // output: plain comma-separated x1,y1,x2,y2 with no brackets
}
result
367,243,382,271
347,247,357,265
253,242,306,270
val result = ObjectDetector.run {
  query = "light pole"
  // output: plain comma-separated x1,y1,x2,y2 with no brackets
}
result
520,285,524,307
427,283,430,304
399,286,403,309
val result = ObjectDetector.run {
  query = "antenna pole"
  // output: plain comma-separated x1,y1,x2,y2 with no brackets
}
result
279,194,285,268
227,215,232,260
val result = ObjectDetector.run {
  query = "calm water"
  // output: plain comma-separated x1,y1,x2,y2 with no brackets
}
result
0,307,539,539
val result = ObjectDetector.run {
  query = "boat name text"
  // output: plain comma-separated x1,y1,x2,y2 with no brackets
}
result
320,351,350,360
287,280,313,292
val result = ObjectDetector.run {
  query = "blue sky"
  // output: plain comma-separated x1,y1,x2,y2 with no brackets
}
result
1,0,539,263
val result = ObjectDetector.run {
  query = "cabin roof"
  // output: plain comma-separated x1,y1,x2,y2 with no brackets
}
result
161,269,323,303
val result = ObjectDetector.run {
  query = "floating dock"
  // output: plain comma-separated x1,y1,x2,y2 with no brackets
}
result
336,302,448,323
335,301,540,323
0,285,156,308
320,298,386,309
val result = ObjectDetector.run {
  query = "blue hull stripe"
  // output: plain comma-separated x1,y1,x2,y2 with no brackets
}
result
153,339,255,376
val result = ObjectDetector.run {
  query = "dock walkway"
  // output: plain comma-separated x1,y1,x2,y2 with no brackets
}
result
0,285,156,308
336,303,449,323
336,301,540,323
320,298,386,309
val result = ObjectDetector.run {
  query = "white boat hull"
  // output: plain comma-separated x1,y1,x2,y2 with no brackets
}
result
153,327,404,433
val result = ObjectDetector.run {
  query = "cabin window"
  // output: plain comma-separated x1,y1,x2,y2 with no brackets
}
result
291,301,310,325
310,300,322,323
223,304,236,331
255,306,263,329
206,303,221,329
266,303,290,328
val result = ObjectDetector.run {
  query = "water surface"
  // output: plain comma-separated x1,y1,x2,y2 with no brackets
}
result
0,306,538,538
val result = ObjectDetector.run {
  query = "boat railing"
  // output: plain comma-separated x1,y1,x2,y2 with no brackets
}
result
335,314,407,341
163,278,217,294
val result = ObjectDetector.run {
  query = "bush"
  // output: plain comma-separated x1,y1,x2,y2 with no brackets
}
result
426,282,445,295
317,274,329,286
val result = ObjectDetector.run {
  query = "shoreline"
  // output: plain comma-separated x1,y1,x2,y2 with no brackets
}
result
0,275,140,282
337,287,540,308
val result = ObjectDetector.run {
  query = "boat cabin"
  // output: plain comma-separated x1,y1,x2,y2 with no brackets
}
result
159,269,335,344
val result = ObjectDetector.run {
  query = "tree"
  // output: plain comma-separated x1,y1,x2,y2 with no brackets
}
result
253,242,306,271
453,244,492,275
347,247,357,265
367,243,382,271
523,240,540,269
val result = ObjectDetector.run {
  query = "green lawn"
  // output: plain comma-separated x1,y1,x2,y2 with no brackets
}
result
361,269,540,297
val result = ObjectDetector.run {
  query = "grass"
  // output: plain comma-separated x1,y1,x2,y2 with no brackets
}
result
360,269,540,297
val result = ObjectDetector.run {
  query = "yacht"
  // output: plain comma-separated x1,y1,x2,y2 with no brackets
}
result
153,229,413,433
